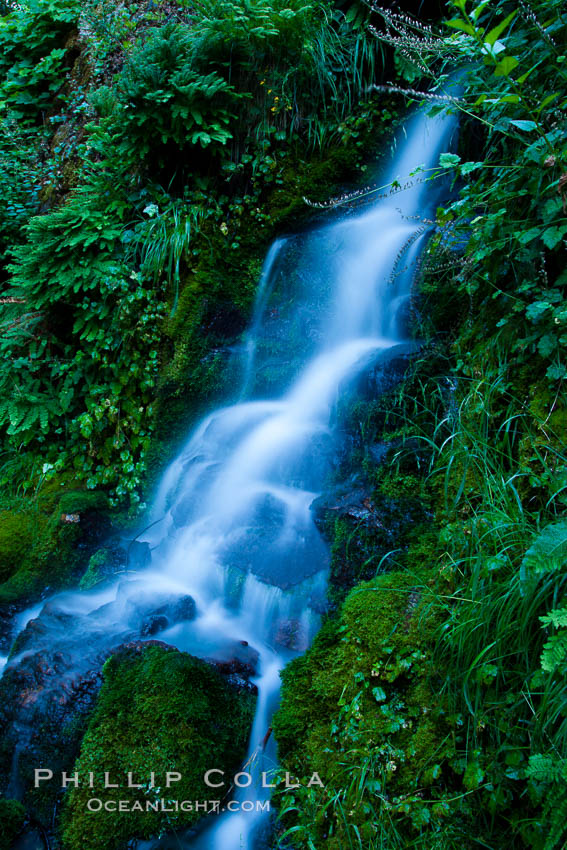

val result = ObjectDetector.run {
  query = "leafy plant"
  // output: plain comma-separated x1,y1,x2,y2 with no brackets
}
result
0,0,80,121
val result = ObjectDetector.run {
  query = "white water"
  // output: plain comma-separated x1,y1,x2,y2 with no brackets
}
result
134,104,457,850
2,103,457,850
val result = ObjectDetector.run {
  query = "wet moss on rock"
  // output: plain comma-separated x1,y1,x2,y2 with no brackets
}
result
61,643,256,850
0,797,26,846
272,548,476,847
0,486,111,607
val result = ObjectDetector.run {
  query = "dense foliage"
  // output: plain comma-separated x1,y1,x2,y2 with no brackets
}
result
1,0,566,848
0,0,396,606
274,0,567,847
0,0,385,512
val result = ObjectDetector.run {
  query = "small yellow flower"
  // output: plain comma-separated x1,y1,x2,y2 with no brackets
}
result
268,89,272,94
260,80,265,85
274,96,279,101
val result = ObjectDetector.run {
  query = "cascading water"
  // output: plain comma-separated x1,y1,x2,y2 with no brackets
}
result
1,102,457,850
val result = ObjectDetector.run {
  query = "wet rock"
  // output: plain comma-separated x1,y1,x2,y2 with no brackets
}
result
312,485,384,530
224,673,258,696
111,639,174,654
11,827,46,850
138,593,197,636
275,619,308,651
9,605,75,658
368,441,395,465
0,644,103,819
125,539,151,569
79,539,151,591
0,602,21,653
224,509,330,589
207,640,260,677
79,543,127,590
140,614,169,636
350,342,418,400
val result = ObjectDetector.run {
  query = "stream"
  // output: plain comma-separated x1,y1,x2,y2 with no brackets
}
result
2,101,457,850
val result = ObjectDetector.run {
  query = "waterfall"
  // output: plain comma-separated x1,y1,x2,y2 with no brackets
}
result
2,102,457,850
134,104,457,849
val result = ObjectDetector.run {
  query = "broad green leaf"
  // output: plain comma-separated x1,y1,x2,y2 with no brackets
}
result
508,119,537,131
446,18,475,35
485,9,517,46
460,161,484,174
517,227,541,244
538,92,560,112
439,152,461,168
538,334,557,358
463,762,484,790
470,0,491,21
372,686,387,702
494,56,519,77
526,300,551,321
542,226,567,249
546,363,567,381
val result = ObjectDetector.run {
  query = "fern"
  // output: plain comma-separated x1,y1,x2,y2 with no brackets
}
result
541,608,567,629
538,607,567,673
527,753,561,784
527,754,567,848
520,520,567,579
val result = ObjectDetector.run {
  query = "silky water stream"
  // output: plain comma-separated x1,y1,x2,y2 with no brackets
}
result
2,102,457,850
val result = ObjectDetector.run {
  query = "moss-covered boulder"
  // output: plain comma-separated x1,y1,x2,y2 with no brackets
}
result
0,798,26,846
0,511,36,585
0,488,111,606
61,642,256,850
272,546,477,847
79,546,127,590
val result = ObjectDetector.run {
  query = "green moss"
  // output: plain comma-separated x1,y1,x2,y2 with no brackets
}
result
0,484,111,605
0,510,36,584
0,798,26,846
58,490,109,516
61,643,256,850
79,548,115,590
273,557,479,847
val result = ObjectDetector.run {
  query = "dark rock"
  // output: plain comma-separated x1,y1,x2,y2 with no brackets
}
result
207,640,260,677
125,539,151,569
11,827,47,850
79,538,150,591
224,673,258,696
140,614,169,636
79,543,127,590
275,619,308,651
312,485,384,531
349,342,418,401
137,593,197,636
0,603,23,654
9,606,75,658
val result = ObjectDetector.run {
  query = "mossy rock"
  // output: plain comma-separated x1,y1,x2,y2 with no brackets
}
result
272,555,476,846
61,643,256,850
0,511,36,585
0,485,111,605
79,545,127,590
58,489,109,516
0,798,26,846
